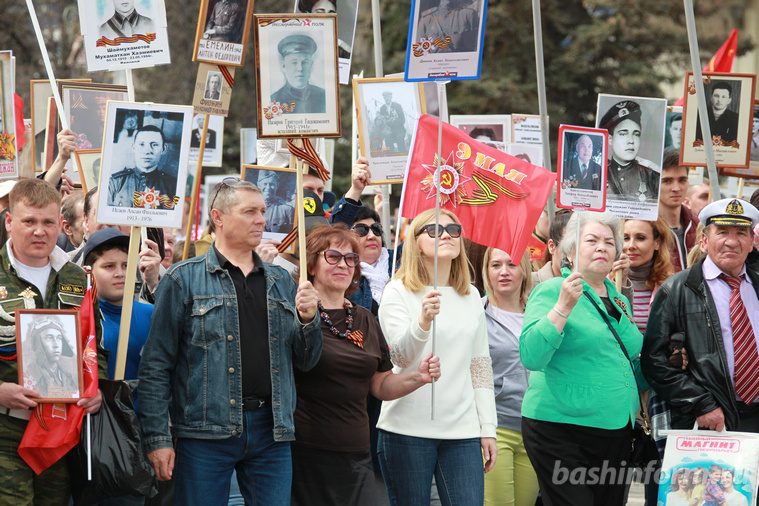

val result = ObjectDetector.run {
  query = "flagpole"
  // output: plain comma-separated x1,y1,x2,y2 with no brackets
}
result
531,0,554,225
85,268,93,481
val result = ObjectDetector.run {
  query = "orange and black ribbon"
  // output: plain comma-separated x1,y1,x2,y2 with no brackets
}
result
96,33,157,47
287,138,330,181
276,228,298,253
217,65,234,88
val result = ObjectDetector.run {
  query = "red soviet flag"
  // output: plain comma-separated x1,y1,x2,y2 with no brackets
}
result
674,29,738,106
401,115,556,261
18,286,99,474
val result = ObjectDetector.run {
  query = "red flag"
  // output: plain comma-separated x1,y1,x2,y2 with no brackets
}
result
14,94,26,151
401,115,556,261
674,29,738,106
18,286,99,474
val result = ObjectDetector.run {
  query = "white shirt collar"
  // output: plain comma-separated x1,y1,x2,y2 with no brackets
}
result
6,239,69,272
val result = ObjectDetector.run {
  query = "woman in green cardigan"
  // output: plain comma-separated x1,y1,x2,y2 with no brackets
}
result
520,210,644,506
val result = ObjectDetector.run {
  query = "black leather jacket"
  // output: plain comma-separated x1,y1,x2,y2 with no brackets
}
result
641,252,759,430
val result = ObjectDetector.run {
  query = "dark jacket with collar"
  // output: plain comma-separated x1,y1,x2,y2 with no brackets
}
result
641,252,759,430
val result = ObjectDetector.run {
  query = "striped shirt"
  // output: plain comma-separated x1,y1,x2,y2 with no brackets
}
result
632,287,652,335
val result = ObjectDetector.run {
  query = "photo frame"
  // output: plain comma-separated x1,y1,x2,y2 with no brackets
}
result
511,114,544,146
595,94,667,221
74,149,102,193
193,0,255,67
404,0,487,81
354,77,426,184
16,309,83,403
680,72,757,169
665,105,683,152
242,165,297,249
254,14,341,139
294,0,359,85
61,82,129,152
556,125,608,212
96,101,193,228
77,0,171,72
0,51,17,180
240,127,258,170
192,63,235,117
450,114,510,144
189,113,224,167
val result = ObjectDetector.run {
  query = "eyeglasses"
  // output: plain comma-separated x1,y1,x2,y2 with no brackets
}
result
320,250,360,268
415,223,462,239
210,177,242,211
352,222,383,237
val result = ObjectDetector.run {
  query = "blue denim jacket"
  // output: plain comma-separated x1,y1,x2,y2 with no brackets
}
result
138,247,322,453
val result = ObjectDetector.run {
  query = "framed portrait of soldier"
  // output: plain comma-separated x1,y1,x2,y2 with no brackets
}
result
294,0,359,85
254,14,342,139
74,149,103,193
0,51,17,180
664,105,683,152
595,94,667,221
188,113,224,167
450,115,510,145
556,125,608,212
16,310,83,403
77,0,171,72
242,165,298,245
404,0,487,81
192,63,235,117
96,101,193,228
61,83,129,152
354,77,426,184
193,0,255,67
680,72,757,170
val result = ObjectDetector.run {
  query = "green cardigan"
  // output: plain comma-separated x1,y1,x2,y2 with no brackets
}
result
520,268,645,430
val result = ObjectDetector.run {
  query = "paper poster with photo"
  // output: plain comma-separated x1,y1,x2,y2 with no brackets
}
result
507,143,543,168
62,83,129,152
254,15,341,138
404,0,487,81
595,94,667,221
658,430,759,506
720,100,759,179
193,0,254,66
450,115,510,144
0,52,17,180
96,102,193,228
294,0,359,85
189,114,224,167
77,0,171,72
192,64,235,117
16,310,83,403
242,165,298,246
240,128,258,169
354,77,426,184
665,105,683,152
556,125,608,212
680,72,756,169
512,114,544,146
74,149,102,193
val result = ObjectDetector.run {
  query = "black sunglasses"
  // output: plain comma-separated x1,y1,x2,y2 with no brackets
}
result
210,177,242,211
352,222,383,237
321,250,360,268
415,223,462,239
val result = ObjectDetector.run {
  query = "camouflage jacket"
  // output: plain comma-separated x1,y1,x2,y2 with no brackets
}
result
0,242,108,385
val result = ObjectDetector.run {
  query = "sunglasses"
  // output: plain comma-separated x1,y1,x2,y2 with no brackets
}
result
321,250,360,268
210,177,242,211
415,223,462,239
352,222,383,237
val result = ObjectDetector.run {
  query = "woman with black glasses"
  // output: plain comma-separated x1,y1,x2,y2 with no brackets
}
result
376,208,497,505
349,206,395,314
291,225,440,505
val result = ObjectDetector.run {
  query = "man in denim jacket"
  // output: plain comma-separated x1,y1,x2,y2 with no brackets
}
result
138,179,322,505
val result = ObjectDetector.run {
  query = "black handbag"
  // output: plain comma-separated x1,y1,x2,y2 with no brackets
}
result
583,292,660,468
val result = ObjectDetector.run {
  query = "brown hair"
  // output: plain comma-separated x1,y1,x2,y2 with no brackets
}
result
84,243,128,268
9,179,60,214
624,218,674,290
306,226,361,296
482,248,533,308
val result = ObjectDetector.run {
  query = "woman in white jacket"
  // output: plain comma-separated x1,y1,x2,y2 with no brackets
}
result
377,208,497,505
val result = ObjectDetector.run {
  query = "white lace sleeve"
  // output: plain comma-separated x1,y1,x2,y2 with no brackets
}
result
470,356,494,390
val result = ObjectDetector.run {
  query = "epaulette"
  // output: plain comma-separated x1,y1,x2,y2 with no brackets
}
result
110,168,133,178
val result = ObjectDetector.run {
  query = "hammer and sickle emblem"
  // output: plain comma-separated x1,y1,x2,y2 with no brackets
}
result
303,197,316,214
441,172,453,187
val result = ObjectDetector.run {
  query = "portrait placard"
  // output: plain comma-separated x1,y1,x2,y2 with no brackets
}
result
16,310,83,403
595,94,667,221
189,113,224,167
192,63,235,117
511,114,544,146
556,125,608,212
295,0,359,85
0,52,17,180
680,72,756,169
450,115,510,144
77,0,171,72
193,0,254,67
242,165,298,247
665,105,683,152
74,149,103,193
240,128,258,170
61,83,129,152
354,77,426,184
404,0,487,81
254,14,341,138
96,101,193,228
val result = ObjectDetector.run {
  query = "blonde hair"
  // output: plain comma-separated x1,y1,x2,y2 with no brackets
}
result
686,222,707,268
394,208,471,295
482,247,533,308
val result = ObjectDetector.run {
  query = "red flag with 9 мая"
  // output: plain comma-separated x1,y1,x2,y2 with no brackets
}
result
401,115,556,262
18,286,99,475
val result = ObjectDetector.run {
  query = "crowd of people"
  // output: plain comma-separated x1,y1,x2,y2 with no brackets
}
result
2,110,759,506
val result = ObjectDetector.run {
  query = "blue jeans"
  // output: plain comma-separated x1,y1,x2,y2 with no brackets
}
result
173,409,292,506
377,430,484,506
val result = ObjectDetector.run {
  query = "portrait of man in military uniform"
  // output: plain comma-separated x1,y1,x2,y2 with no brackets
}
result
203,0,246,44
377,91,407,153
99,0,155,39
417,0,480,52
256,170,295,233
695,80,741,146
20,314,80,399
270,34,326,114
107,125,178,208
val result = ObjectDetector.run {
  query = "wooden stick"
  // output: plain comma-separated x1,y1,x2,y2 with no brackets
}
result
114,228,140,381
183,114,210,260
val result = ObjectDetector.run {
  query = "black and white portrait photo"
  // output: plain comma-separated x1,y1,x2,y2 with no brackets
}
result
97,101,193,228
189,114,224,167
99,0,154,39
194,0,254,66
242,166,297,238
17,311,82,401
694,80,741,145
204,72,223,101
416,0,480,53
203,0,246,43
271,34,326,114
751,104,759,162
557,126,608,212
